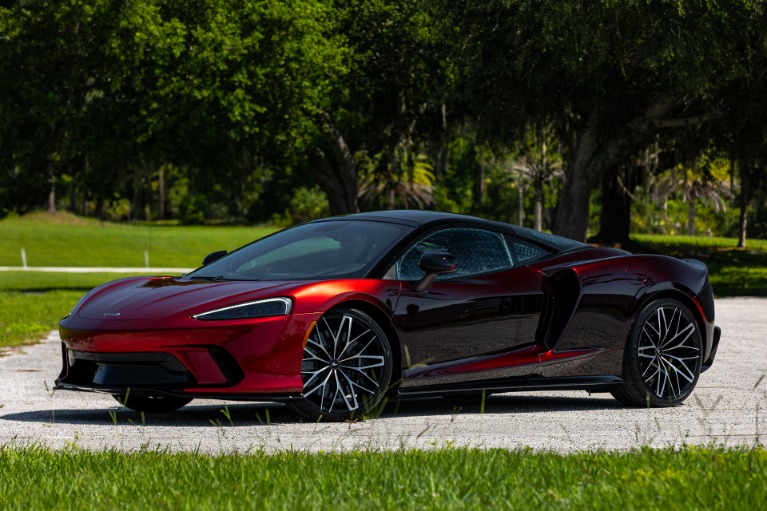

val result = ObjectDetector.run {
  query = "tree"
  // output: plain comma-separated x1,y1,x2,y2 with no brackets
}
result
710,2,767,247
652,163,731,236
510,127,562,231
439,0,755,241
0,0,348,221
358,152,435,210
0,0,122,214
307,0,452,215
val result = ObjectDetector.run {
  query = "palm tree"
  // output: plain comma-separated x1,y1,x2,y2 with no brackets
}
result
652,165,731,235
358,150,435,210
510,139,562,230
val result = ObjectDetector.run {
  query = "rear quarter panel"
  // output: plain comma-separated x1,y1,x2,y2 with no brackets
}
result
530,251,709,377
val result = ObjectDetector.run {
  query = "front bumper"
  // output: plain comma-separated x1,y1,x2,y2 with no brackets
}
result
56,311,318,396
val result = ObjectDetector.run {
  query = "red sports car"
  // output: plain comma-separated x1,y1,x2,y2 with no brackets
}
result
56,211,721,421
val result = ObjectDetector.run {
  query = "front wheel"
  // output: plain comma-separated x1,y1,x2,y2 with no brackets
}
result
289,308,393,421
612,298,703,407
113,393,192,413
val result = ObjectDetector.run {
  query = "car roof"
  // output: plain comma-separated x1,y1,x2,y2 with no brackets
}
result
320,210,505,228
312,210,586,252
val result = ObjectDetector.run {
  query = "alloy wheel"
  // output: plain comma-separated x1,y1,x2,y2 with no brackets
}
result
297,308,392,419
637,304,701,400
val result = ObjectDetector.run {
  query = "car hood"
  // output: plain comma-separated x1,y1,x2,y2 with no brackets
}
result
76,276,303,321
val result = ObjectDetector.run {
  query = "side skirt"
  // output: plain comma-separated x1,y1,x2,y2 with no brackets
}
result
396,375,623,397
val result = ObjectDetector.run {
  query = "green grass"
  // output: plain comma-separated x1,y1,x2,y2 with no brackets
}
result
0,445,764,510
0,271,167,291
0,290,83,349
0,211,276,268
628,234,767,297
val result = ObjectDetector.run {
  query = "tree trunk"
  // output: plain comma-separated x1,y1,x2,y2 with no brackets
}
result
554,95,680,242
47,166,56,213
535,137,546,231
687,200,696,236
308,125,359,215
553,110,605,241
436,103,448,177
737,166,748,248
534,196,543,231
533,177,544,231
472,149,483,210
517,181,525,226
158,166,166,220
597,166,633,245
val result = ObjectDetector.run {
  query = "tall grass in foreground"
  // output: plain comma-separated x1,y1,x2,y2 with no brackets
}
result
0,445,765,510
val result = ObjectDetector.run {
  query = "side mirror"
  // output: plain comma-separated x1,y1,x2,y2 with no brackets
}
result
202,250,227,266
414,251,457,293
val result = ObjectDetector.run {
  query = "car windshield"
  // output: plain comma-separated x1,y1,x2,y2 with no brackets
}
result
188,220,412,281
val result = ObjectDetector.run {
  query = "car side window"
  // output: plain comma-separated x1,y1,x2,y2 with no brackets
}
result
504,234,551,263
396,227,513,280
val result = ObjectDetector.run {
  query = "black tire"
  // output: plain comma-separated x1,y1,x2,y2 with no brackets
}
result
289,308,393,422
611,298,703,407
113,393,192,413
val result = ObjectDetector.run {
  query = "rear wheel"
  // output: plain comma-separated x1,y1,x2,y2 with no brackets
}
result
290,308,393,421
113,393,192,413
612,298,702,407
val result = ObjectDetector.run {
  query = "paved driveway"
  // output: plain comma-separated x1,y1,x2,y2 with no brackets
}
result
1,297,764,453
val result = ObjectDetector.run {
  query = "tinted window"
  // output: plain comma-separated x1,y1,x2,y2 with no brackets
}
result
189,220,412,280
396,228,512,280
504,235,552,263
513,226,585,251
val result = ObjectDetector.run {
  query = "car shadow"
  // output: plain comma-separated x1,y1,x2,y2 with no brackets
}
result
0,392,622,427
381,393,623,418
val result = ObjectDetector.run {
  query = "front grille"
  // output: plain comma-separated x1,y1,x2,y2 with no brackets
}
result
63,350,195,388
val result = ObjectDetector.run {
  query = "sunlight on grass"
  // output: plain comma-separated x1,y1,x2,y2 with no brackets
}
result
0,291,82,349
0,445,765,510
630,234,767,297
0,212,277,268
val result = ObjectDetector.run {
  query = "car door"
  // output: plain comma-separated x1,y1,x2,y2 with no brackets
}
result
391,227,546,384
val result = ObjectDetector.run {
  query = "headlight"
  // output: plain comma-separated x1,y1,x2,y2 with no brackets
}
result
193,297,292,320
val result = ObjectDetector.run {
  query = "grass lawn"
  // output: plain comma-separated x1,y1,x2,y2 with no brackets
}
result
1,445,765,510
628,234,767,297
0,211,275,268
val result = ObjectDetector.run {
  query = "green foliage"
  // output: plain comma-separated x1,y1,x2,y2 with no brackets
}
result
271,186,330,227
433,136,477,215
0,446,765,510
358,153,436,210
631,198,740,237
1,0,766,240
0,0,346,221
